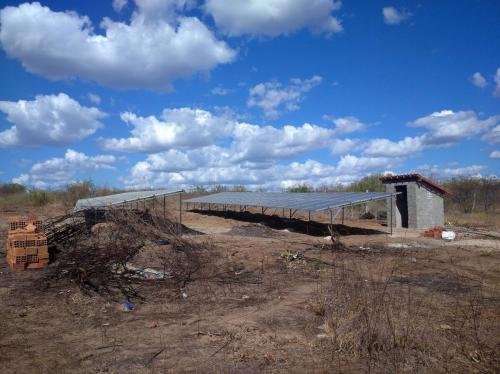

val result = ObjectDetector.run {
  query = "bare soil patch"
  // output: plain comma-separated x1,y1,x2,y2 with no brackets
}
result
0,206,499,373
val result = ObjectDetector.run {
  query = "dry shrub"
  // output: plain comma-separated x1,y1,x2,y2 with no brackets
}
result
159,236,218,287
315,261,500,373
43,207,215,299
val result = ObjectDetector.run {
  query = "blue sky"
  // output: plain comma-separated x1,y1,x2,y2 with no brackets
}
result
0,0,498,190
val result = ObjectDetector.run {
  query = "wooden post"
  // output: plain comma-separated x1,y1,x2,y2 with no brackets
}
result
342,207,345,224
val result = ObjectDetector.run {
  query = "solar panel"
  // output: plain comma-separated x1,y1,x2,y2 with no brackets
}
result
74,189,182,211
184,191,396,212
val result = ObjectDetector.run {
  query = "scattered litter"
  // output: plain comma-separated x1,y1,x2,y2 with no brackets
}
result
387,242,429,249
323,236,332,241
115,263,169,280
441,231,456,241
242,295,250,300
316,333,330,339
317,323,327,331
281,229,292,233
181,291,188,299
388,243,414,249
440,324,452,330
122,300,134,312
359,246,371,250
280,250,303,261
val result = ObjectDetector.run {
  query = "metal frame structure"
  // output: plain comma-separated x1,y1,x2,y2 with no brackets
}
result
74,189,184,229
184,191,398,234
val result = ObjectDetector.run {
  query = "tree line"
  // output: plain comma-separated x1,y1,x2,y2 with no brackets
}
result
1,175,498,214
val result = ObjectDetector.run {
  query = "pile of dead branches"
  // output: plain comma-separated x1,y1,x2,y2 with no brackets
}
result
43,207,214,299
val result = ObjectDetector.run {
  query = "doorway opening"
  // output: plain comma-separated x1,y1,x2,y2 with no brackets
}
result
395,185,408,228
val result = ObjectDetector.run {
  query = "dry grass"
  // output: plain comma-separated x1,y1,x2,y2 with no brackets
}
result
312,254,500,373
445,210,500,229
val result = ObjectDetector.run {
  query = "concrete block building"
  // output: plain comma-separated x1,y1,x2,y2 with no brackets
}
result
380,174,449,230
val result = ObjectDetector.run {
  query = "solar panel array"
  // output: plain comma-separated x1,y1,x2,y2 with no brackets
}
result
74,189,182,211
184,191,396,212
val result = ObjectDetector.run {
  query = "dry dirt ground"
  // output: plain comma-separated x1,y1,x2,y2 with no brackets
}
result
0,204,499,373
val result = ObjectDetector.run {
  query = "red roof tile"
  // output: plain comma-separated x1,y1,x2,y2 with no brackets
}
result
379,173,450,195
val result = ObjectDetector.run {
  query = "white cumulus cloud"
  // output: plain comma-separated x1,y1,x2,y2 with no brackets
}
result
87,93,101,105
231,122,333,162
417,164,486,179
100,107,235,152
330,116,367,134
112,0,128,12
330,138,361,155
13,149,116,188
364,136,425,157
0,93,105,148
0,1,235,91
248,75,322,118
100,105,348,162
494,68,500,97
123,154,401,191
490,150,500,158
470,72,487,88
360,110,499,157
382,6,410,25
205,0,343,37
482,125,500,144
410,110,499,146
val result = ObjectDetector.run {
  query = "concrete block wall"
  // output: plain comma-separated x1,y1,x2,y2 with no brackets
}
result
385,181,444,230
414,182,444,229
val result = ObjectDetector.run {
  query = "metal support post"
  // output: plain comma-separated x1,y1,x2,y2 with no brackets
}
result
390,196,393,235
163,194,166,219
342,207,345,224
179,192,182,234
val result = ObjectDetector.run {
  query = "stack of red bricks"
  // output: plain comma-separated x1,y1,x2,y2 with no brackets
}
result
421,226,443,240
6,215,48,270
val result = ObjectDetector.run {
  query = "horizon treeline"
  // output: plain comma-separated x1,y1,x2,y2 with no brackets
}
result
0,174,498,214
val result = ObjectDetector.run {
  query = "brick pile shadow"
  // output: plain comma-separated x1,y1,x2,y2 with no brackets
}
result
189,209,385,237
